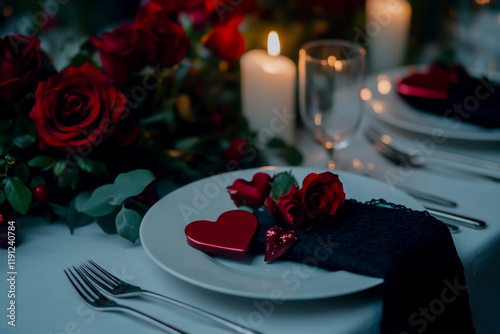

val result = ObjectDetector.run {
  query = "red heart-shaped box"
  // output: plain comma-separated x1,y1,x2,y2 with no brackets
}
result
185,210,257,259
397,62,450,101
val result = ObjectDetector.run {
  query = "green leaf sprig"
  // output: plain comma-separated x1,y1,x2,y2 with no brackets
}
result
76,169,157,243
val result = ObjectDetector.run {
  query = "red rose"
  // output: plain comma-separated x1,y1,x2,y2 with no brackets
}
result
264,197,276,214
227,172,272,209
29,62,131,153
276,184,306,227
0,35,43,103
204,16,245,62
90,24,143,88
299,172,345,219
135,3,190,68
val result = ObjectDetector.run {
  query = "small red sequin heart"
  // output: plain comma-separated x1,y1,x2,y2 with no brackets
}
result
264,226,298,262
185,210,257,259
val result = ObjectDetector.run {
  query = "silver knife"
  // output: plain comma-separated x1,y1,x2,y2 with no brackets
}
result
424,207,487,230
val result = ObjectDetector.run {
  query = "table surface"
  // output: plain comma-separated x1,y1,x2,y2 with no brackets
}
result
2,115,500,334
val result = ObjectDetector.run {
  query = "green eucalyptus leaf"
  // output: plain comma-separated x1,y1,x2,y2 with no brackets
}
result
109,169,156,205
5,177,32,214
28,156,55,169
95,207,120,234
53,160,66,177
115,206,141,243
74,191,91,212
75,156,94,173
68,199,94,234
79,169,155,216
48,202,69,219
13,135,35,149
79,184,119,217
269,171,299,202
0,190,5,206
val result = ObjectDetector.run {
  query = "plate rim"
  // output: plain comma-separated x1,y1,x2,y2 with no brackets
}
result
140,167,422,300
366,66,500,142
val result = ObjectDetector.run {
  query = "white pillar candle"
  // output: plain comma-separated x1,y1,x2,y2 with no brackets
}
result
240,32,297,145
365,0,412,72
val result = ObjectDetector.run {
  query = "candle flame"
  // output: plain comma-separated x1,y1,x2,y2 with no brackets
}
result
268,31,280,56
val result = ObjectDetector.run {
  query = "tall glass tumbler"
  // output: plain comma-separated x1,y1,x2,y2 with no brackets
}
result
299,40,366,169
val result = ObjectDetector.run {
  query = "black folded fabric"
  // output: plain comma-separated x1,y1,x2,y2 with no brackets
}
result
251,199,475,334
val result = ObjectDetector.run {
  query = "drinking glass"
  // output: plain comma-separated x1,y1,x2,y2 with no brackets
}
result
455,0,500,75
299,40,366,169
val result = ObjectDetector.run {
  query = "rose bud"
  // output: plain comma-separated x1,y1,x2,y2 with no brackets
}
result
90,23,143,88
227,172,272,209
204,17,245,62
0,34,43,103
276,184,306,227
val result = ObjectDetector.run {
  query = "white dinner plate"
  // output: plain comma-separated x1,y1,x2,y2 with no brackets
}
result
365,66,500,142
140,167,423,300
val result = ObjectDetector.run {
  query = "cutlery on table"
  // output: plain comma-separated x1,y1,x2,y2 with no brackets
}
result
365,127,500,171
65,267,186,334
445,223,460,233
364,128,500,183
79,260,263,334
424,207,487,230
356,173,484,231
393,184,458,208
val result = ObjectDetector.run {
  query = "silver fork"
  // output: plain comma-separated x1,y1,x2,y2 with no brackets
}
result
64,267,186,333
364,128,500,183
80,260,262,334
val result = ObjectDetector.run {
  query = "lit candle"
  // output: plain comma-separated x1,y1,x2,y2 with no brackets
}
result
365,0,412,72
240,32,297,144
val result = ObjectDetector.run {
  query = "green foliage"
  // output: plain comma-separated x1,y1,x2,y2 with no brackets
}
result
28,156,55,170
115,206,141,243
5,177,32,214
0,189,5,206
269,171,299,202
13,135,35,149
66,39,98,69
76,169,156,242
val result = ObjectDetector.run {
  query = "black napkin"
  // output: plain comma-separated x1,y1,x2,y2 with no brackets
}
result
398,62,500,129
251,199,475,334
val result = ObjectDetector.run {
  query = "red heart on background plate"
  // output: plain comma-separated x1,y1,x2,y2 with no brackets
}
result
185,210,257,259
397,62,450,101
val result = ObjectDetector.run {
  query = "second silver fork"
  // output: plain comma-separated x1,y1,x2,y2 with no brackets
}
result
80,260,263,334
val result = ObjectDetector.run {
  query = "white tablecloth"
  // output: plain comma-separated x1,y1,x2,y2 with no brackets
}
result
1,124,500,334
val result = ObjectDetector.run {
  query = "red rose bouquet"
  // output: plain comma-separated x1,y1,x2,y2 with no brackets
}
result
227,171,345,228
0,0,303,244
226,170,345,261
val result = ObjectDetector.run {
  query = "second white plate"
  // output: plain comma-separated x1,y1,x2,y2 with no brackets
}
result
365,66,500,142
